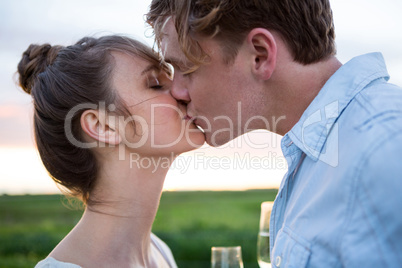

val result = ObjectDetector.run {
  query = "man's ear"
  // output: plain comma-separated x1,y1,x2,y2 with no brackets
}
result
80,109,122,145
246,28,277,80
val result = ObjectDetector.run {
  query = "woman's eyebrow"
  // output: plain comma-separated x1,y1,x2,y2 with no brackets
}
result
141,64,159,76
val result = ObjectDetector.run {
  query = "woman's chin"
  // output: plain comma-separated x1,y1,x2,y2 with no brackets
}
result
176,134,206,154
189,133,206,148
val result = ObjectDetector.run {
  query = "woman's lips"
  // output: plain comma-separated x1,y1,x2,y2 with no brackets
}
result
183,115,193,121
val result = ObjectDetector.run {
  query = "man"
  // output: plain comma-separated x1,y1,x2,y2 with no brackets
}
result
147,0,402,267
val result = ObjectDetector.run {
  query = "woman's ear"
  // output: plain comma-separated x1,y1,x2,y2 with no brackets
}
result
246,28,277,80
80,109,122,145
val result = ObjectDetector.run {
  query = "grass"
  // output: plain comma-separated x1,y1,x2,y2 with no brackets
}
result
0,189,277,267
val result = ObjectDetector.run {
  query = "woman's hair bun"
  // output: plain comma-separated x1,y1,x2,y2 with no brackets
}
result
17,44,62,94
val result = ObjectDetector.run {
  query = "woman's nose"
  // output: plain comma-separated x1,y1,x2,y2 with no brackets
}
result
170,75,191,104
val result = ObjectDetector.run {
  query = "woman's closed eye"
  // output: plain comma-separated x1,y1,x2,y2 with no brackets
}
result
150,82,163,90
147,76,164,90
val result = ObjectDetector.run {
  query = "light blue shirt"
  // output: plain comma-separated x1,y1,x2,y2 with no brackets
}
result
270,53,402,268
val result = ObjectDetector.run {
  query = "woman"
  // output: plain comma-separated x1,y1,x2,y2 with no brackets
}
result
17,35,205,267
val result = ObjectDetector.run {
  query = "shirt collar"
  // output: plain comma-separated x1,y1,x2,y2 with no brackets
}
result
286,53,390,161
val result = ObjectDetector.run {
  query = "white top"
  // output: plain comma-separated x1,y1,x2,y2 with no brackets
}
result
35,233,178,268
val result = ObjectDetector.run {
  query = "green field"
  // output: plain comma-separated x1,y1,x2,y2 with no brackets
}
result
0,189,277,268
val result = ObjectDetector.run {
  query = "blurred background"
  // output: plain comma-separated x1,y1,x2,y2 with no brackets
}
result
1,0,401,195
1,1,401,267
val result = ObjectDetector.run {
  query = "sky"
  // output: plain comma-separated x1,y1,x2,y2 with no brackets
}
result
0,0,402,194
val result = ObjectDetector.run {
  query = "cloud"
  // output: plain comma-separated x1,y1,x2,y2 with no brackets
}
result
0,103,34,147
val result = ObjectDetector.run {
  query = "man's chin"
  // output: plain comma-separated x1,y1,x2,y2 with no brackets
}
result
205,132,236,148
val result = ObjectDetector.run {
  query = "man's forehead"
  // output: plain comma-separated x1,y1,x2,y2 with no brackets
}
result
160,17,176,47
161,16,173,36
159,16,218,69
160,18,186,63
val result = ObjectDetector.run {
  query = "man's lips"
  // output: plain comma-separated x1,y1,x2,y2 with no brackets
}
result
192,118,206,133
183,115,205,133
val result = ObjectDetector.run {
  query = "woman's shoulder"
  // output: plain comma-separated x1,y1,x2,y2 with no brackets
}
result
35,257,82,268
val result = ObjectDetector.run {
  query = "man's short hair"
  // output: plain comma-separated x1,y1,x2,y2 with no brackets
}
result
147,0,336,69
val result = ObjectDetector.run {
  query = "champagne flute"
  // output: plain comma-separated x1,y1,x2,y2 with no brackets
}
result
211,246,244,268
257,201,274,268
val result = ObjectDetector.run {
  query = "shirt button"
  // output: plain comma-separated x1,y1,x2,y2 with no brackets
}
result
275,256,282,267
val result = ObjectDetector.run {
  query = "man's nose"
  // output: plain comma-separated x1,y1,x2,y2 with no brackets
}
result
170,74,191,104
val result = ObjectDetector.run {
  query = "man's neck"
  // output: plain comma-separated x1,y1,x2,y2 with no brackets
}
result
271,56,342,135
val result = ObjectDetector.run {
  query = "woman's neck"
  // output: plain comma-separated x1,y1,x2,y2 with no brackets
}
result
50,153,175,267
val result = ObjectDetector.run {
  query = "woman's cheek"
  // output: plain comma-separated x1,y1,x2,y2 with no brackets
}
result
154,106,182,124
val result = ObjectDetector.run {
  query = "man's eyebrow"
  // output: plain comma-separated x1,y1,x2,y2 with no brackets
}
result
141,64,159,76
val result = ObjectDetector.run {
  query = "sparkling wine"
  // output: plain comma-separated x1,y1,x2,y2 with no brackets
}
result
257,231,271,268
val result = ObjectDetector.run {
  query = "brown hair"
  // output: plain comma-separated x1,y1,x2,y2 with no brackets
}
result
147,0,336,68
17,35,165,205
